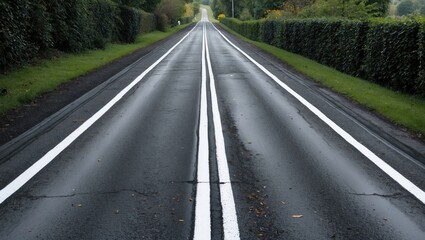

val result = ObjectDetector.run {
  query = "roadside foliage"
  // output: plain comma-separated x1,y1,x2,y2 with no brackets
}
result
0,0,157,71
221,17,425,96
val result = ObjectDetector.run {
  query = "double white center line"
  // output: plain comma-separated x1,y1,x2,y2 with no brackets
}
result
194,18,240,240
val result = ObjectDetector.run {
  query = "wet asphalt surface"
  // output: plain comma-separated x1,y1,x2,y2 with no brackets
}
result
1,16,425,239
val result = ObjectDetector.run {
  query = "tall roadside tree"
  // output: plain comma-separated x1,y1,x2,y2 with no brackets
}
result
113,0,145,8
396,0,415,15
300,0,379,18
155,0,184,27
366,0,391,16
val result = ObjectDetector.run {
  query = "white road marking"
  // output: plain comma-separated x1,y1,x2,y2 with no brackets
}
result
211,23,425,204
205,20,241,239
193,23,211,240
0,22,200,205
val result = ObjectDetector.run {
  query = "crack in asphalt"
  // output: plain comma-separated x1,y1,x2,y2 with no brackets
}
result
348,192,404,198
22,189,158,200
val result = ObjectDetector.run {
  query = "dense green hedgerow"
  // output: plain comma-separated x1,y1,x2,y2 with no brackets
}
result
117,5,142,43
221,17,425,96
363,19,419,93
418,20,425,94
0,0,32,70
179,16,193,25
88,0,118,49
0,0,157,71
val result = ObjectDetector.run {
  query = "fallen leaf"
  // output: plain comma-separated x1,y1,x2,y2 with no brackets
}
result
292,214,303,218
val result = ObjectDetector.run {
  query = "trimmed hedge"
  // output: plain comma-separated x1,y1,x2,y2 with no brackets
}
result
0,0,157,71
363,19,419,93
117,5,141,43
418,20,425,94
0,0,34,70
179,16,193,25
221,17,425,96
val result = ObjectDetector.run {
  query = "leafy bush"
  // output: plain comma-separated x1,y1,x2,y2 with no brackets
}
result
0,0,32,71
155,13,169,32
418,20,425,95
155,0,184,26
260,20,276,44
338,20,368,76
139,11,157,33
222,17,425,96
28,0,53,52
88,0,118,49
179,17,193,24
363,19,419,93
117,5,142,43
47,0,91,53
0,0,158,71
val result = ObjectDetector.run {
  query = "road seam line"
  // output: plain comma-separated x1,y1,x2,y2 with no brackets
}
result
205,21,241,240
211,23,425,204
0,22,200,205
193,22,211,240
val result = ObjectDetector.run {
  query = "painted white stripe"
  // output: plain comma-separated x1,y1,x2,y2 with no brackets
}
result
193,23,211,240
0,22,200,205
205,24,241,240
211,23,425,204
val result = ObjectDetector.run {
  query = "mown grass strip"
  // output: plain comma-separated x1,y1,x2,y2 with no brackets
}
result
0,24,190,114
219,23,425,137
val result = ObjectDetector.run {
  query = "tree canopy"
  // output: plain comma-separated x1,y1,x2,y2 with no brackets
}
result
211,0,391,19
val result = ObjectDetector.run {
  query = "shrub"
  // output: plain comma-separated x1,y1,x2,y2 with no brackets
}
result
117,5,142,43
46,0,94,53
0,0,158,71
418,20,425,95
139,11,157,33
363,19,419,93
179,17,192,24
222,17,424,96
28,0,53,53
88,0,118,49
0,0,32,70
155,13,169,32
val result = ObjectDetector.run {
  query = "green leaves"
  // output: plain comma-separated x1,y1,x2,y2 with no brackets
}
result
364,19,419,93
0,0,157,71
222,17,425,96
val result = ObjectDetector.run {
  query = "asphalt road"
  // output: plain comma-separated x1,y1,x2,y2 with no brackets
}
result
1,10,425,239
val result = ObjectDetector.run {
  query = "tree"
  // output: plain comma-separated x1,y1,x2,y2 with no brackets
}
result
239,8,253,20
113,0,161,12
142,0,160,12
366,0,391,16
396,0,415,15
282,0,315,16
113,0,145,8
300,0,378,18
155,0,184,25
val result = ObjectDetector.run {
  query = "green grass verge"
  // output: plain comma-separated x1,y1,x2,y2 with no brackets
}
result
219,23,425,137
0,24,190,114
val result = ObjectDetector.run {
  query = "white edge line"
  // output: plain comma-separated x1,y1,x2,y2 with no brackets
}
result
193,22,211,240
0,22,200,205
210,23,425,204
205,23,241,240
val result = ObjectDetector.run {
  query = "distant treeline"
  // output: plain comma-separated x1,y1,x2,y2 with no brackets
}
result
0,0,158,71
222,18,425,96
